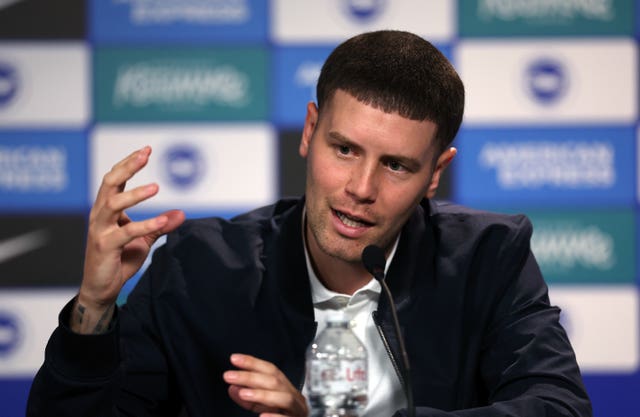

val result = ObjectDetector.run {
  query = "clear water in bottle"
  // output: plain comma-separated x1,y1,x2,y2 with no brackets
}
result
306,311,368,417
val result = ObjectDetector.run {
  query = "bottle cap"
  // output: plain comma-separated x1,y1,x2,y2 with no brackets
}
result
326,309,350,324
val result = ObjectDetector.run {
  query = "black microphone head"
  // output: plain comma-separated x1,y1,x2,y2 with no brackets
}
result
362,244,386,281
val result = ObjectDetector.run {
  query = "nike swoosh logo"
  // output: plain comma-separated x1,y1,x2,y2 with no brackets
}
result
0,0,22,12
0,229,50,264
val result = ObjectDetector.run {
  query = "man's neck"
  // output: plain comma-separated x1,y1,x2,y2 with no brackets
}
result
308,249,372,296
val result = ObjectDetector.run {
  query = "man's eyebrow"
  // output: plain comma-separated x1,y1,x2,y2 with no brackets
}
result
328,131,355,144
327,131,423,171
328,131,365,152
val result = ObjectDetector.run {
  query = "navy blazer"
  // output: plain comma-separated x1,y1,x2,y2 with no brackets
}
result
27,197,592,416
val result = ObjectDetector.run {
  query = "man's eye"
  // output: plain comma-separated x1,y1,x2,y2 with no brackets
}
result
338,145,351,155
388,161,405,171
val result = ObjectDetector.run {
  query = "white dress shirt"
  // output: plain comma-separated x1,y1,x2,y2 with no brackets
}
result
302,225,407,416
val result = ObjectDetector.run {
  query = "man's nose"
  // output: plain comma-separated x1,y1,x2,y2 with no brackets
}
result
345,161,378,203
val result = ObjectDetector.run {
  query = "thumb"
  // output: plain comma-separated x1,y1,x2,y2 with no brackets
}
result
145,210,185,247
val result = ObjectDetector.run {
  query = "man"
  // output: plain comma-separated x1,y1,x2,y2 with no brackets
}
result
27,30,592,416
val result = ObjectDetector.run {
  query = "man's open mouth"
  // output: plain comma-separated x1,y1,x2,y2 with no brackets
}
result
333,209,373,228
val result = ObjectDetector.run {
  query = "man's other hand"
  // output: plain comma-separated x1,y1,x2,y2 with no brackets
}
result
224,353,309,417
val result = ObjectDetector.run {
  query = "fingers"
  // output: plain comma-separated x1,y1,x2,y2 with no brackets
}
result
226,354,297,394
230,354,281,376
91,146,156,226
87,215,166,258
227,385,258,412
89,147,187,247
224,354,308,417
113,210,185,254
80,147,185,308
99,146,151,200
227,384,303,415
113,215,170,249
93,183,160,226
140,209,186,248
86,146,186,256
157,209,186,235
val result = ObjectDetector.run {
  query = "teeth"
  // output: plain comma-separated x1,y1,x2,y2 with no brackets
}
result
337,211,367,228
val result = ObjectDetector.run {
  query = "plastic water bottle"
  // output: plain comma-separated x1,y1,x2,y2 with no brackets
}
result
306,311,368,417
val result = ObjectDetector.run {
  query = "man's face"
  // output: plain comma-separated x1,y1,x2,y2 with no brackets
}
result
300,90,454,265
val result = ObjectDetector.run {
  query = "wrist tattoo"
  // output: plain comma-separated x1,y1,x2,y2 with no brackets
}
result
74,302,115,334
93,304,115,334
76,304,85,325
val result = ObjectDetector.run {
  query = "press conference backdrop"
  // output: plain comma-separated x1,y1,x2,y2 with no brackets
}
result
0,0,638,416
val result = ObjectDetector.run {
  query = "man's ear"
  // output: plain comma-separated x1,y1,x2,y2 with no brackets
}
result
299,101,319,158
425,147,457,199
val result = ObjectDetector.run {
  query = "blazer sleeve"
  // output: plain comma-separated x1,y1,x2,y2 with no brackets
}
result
26,260,183,417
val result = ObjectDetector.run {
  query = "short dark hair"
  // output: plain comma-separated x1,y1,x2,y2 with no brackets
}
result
316,30,465,153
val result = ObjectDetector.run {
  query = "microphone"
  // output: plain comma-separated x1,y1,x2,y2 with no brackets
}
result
362,245,415,417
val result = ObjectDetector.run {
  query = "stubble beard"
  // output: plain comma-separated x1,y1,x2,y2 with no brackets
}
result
306,205,398,266
306,206,365,265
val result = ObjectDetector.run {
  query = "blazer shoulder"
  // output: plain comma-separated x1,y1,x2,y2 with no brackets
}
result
429,200,533,247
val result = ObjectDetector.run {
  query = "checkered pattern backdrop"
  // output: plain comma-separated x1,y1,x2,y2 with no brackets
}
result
0,1,638,416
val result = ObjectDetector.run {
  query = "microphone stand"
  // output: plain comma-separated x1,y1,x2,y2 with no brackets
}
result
363,245,415,417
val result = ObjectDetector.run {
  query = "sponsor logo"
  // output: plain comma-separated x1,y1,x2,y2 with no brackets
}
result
0,289,77,376
0,131,87,209
549,285,638,372
528,211,635,284
95,48,267,121
162,144,206,189
271,46,333,126
294,60,322,102
0,0,22,11
0,229,50,264
459,0,631,36
0,0,17,8
117,0,250,25
532,225,614,271
271,0,453,44
0,62,18,107
477,0,614,23
479,141,614,189
113,61,250,109
341,0,387,22
0,215,85,286
457,40,636,123
0,310,21,357
0,44,89,126
454,127,635,207
90,0,266,43
91,124,276,211
525,58,567,105
0,145,68,192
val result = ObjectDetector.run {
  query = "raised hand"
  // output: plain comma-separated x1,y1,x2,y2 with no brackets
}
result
223,354,309,417
72,146,185,334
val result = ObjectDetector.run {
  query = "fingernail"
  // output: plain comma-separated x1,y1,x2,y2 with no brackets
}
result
223,371,237,382
230,354,243,364
138,146,151,159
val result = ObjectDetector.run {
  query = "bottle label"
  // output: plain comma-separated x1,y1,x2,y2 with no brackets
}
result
308,359,367,394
